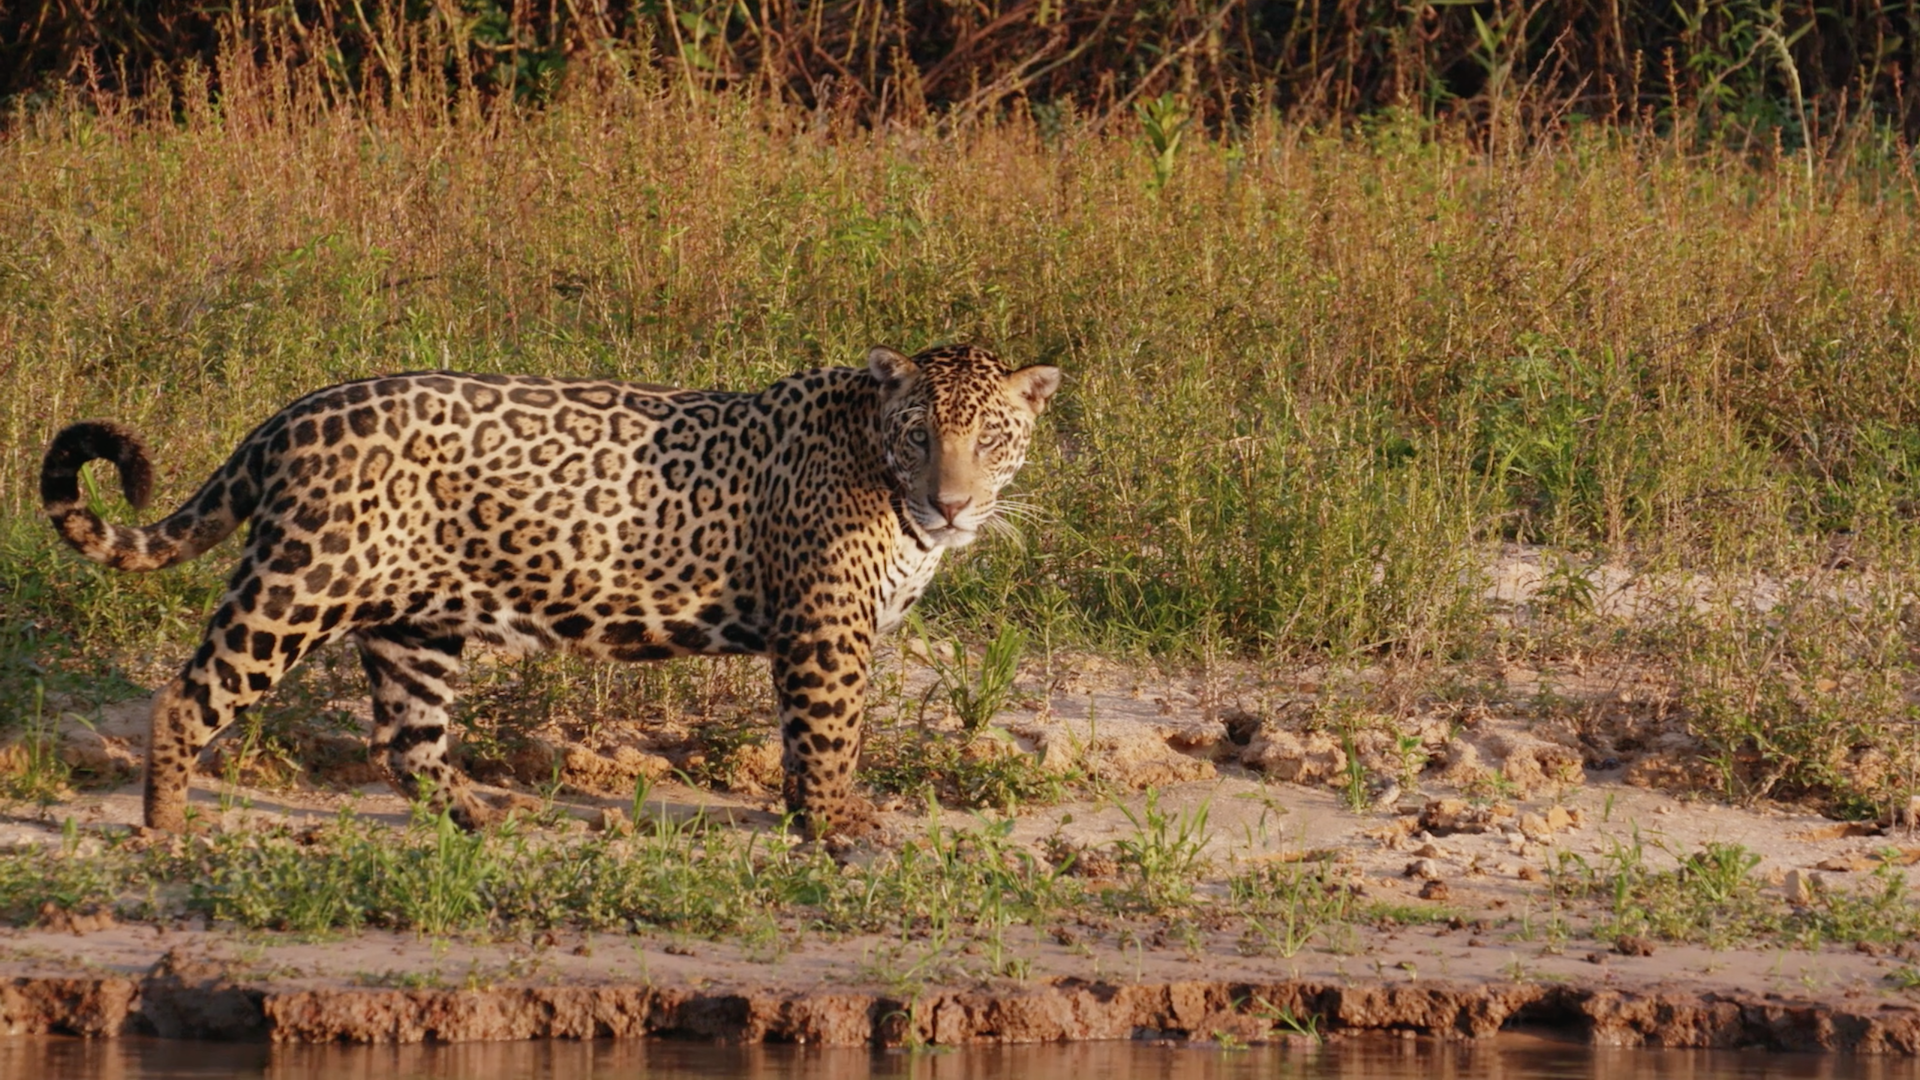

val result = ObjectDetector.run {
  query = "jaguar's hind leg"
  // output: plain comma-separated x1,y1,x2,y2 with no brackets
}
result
144,676,214,833
145,608,337,832
355,624,492,828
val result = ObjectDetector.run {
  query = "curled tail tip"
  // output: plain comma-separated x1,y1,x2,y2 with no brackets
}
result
42,421,154,511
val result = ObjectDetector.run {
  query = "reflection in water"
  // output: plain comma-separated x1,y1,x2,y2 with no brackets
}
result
5,1036,1920,1080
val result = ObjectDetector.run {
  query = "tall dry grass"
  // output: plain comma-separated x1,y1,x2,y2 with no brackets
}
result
3,50,1919,811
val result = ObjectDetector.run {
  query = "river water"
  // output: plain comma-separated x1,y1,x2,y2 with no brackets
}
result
6,1035,1920,1079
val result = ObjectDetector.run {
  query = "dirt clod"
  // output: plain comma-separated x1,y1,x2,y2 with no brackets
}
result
1614,935,1656,957
1519,812,1553,842
1011,721,1218,789
1240,728,1346,785
56,729,140,782
1783,869,1815,904
1419,798,1513,836
36,902,113,936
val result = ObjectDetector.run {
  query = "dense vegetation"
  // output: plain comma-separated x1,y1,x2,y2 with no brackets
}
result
9,0,1920,141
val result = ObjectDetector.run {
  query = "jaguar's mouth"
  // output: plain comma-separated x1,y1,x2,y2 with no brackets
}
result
908,510,981,547
925,523,978,548
910,515,975,541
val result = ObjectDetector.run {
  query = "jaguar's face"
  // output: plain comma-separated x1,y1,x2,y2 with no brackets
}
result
870,344,1060,548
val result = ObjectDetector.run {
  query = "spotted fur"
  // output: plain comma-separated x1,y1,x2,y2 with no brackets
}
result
42,345,1061,836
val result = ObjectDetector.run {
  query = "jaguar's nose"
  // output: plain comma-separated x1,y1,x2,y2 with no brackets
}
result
932,495,973,525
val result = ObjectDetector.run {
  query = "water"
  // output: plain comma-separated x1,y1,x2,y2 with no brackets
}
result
6,1036,1920,1080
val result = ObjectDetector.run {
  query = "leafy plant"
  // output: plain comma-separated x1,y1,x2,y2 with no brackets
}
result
1136,93,1188,195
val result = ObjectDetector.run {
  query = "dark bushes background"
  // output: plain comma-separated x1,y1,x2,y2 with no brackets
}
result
6,0,1917,134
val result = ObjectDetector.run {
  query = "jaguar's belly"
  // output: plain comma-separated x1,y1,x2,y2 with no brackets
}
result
388,577,770,661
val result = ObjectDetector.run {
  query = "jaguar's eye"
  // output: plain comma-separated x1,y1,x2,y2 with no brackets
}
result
907,428,929,447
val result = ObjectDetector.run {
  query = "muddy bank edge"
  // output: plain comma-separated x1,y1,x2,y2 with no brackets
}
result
3,974,1918,1052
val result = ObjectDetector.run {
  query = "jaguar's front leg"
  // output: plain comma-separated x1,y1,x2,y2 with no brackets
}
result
772,625,875,839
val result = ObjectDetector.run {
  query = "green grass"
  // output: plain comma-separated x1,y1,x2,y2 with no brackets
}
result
0,805,1088,951
1229,858,1360,958
861,617,1070,812
2,51,1920,816
1552,836,1920,950
862,729,1069,814
4,798,1917,964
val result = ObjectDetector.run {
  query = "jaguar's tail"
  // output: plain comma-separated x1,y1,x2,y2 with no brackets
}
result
41,421,256,572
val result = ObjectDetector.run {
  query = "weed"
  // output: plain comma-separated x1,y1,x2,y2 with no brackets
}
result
1558,837,1920,949
1136,93,1188,195
215,727,261,818
0,684,72,813
863,722,1067,814
0,828,120,923
1391,733,1429,794
1338,734,1370,812
858,932,959,999
1247,995,1324,1042
913,616,1026,736
1463,768,1523,805
1676,585,1919,814
1230,857,1356,958
356,968,446,990
1679,842,1763,906
1109,789,1211,911
683,716,772,792
628,773,655,828
1534,553,1600,619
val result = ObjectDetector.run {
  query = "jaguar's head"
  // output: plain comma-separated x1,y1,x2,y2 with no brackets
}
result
869,343,1061,549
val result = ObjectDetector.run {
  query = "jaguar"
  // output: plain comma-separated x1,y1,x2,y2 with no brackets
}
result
40,344,1059,837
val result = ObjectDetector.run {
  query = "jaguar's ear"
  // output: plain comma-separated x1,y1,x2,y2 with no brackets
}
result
1005,364,1062,414
867,346,916,387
